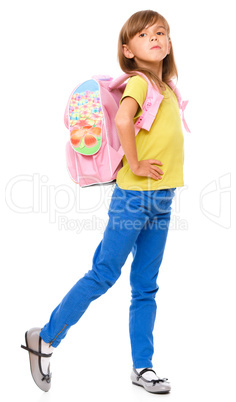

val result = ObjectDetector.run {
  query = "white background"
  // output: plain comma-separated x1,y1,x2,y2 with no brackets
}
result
1,0,235,401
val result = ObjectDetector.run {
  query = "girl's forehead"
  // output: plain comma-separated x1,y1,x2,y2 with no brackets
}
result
144,20,167,31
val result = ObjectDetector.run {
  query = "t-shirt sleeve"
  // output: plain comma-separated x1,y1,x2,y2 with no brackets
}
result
120,75,148,121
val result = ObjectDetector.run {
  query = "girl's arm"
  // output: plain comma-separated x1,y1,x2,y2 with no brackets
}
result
115,97,163,180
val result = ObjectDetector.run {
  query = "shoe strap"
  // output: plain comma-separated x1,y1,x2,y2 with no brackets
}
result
21,344,53,358
137,368,157,378
136,368,168,384
42,372,52,384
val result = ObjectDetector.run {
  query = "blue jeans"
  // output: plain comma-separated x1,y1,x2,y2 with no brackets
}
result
40,185,175,368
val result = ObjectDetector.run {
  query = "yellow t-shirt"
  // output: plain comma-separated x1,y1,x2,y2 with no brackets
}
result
116,75,184,191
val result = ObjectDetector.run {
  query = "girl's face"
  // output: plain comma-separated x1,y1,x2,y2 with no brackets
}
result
123,21,171,71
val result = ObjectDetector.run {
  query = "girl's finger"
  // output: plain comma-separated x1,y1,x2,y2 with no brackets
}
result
149,159,163,166
151,166,164,175
150,169,162,180
149,173,162,180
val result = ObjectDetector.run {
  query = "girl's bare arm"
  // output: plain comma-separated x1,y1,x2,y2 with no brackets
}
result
115,97,163,180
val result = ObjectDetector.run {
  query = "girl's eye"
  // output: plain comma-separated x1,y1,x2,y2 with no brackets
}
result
157,31,164,35
139,33,147,37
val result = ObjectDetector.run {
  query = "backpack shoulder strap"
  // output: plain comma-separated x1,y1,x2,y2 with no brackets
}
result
109,71,163,133
167,80,191,133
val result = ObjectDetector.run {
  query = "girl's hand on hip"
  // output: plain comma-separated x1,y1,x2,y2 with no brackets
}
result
131,159,164,180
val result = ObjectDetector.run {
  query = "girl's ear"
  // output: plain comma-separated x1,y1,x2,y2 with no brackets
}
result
167,37,172,55
122,44,134,59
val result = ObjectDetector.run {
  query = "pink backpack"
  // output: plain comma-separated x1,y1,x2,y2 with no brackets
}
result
64,73,190,187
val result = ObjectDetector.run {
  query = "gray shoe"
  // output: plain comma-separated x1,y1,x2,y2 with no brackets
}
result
131,368,171,394
21,327,53,392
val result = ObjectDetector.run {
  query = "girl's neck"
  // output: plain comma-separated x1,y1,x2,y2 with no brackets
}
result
151,64,163,81
136,61,163,81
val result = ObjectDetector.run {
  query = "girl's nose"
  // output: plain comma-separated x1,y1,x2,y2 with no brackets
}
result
150,36,157,41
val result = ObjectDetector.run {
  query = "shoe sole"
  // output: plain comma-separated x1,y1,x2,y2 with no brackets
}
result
132,381,170,394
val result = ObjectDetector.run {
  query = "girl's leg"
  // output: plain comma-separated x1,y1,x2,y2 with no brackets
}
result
129,190,174,369
40,186,149,347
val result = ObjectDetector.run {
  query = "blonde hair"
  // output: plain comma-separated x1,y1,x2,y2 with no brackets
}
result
118,10,178,90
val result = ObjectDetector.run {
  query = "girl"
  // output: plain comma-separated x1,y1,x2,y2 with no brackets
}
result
21,10,189,394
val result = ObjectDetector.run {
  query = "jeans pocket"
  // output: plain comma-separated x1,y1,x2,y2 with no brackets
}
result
108,185,127,214
157,188,176,213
